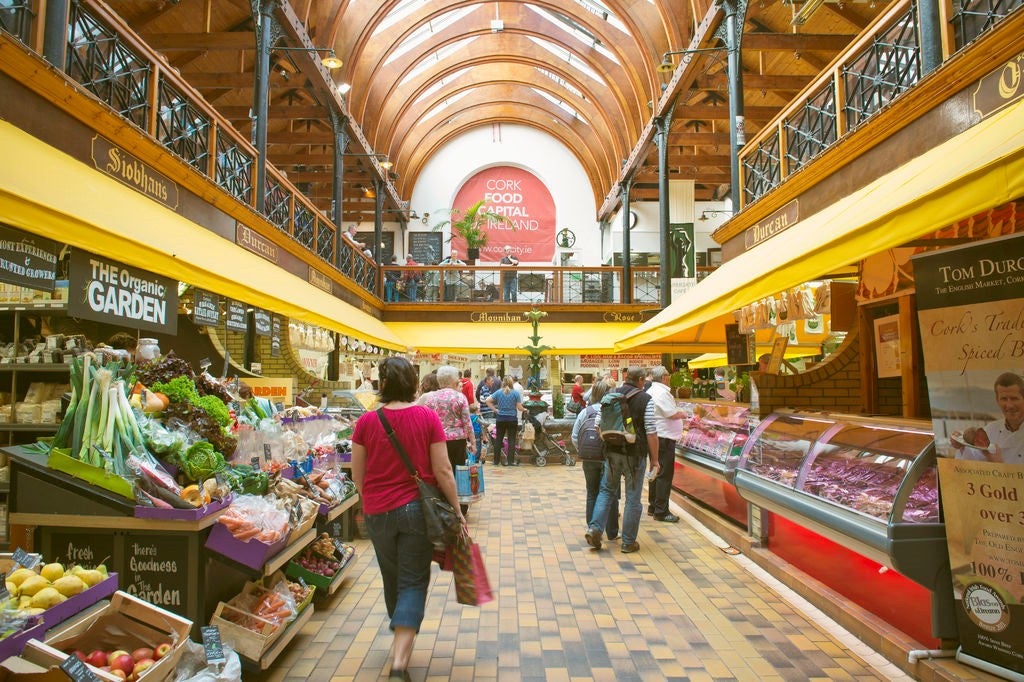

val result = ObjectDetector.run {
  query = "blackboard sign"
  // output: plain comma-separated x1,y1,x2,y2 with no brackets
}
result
226,300,248,332
0,223,58,291
68,248,178,334
201,625,226,664
271,316,281,357
408,232,443,265
48,532,114,570
123,535,189,616
254,309,272,337
358,230,395,263
192,288,221,327
725,323,755,365
60,654,101,682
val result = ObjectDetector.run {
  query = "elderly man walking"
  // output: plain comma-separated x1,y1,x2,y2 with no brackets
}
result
646,366,685,522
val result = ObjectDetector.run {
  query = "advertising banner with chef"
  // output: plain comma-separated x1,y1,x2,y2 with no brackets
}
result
913,232,1024,679
450,166,555,263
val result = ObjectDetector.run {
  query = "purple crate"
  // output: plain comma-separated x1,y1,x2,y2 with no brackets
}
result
40,572,118,629
0,616,44,660
204,523,288,571
134,495,233,520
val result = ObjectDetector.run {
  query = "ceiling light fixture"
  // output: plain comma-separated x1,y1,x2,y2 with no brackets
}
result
273,46,344,70
656,46,727,74
343,152,393,169
791,0,827,25
699,210,733,221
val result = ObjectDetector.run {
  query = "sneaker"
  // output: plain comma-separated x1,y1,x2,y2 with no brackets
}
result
585,528,603,550
621,542,640,553
653,513,680,523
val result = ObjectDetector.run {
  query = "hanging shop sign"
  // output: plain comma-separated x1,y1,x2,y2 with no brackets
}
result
451,166,556,263
913,232,1024,679
725,323,756,365
68,249,177,335
225,300,248,333
271,316,281,358
308,266,333,294
192,288,221,327
253,308,272,337
0,223,58,291
744,200,799,250
973,51,1024,120
235,223,279,263
244,377,293,405
91,135,179,210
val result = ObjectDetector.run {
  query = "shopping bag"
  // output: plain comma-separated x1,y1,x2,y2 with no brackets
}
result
451,537,493,606
455,462,485,504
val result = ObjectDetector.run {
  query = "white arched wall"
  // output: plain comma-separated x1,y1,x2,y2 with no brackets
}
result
406,124,599,265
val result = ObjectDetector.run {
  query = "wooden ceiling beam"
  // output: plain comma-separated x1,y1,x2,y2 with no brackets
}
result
673,104,780,119
694,73,814,90
144,32,255,50
667,131,732,145
742,32,854,51
216,104,328,118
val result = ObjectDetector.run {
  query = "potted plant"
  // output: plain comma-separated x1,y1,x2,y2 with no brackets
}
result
670,369,694,399
432,199,513,262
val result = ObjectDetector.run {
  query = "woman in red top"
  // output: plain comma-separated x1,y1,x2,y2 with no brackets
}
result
351,357,464,681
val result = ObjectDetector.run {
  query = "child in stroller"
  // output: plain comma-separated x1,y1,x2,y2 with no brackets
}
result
519,410,574,467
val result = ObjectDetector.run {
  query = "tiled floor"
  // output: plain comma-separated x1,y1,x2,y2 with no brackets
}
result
253,463,990,681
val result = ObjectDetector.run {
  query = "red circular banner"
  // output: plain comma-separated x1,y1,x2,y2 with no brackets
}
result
450,166,555,262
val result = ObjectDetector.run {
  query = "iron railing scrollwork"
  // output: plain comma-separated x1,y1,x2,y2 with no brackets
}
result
215,135,253,203
784,82,837,175
742,130,782,205
156,79,210,173
315,219,335,263
951,0,1024,49
293,203,315,250
843,5,921,130
66,1,150,130
264,176,291,233
0,0,34,43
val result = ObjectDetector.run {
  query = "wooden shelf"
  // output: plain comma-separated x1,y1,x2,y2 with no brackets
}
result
321,493,359,521
261,528,316,578
324,550,358,596
10,510,226,532
0,363,70,372
0,302,67,312
0,423,60,432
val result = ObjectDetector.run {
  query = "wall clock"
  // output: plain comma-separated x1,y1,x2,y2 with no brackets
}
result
556,228,576,248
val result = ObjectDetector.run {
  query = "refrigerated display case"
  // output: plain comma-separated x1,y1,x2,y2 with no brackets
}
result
734,411,954,638
672,400,756,526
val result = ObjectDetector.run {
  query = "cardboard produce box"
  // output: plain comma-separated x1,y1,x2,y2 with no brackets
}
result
24,591,191,682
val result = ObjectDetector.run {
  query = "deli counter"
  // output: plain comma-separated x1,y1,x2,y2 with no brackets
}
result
671,404,955,641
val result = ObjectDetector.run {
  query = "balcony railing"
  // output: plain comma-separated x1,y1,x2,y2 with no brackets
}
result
379,265,663,306
740,0,1022,207
0,1,33,44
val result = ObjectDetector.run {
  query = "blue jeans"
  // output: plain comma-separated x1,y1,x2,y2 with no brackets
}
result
589,453,647,546
583,460,618,538
405,281,418,301
385,280,398,302
503,277,517,302
365,499,434,632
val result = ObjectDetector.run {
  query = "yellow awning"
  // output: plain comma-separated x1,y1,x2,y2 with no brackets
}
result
687,348,818,369
0,121,406,351
388,321,643,355
617,97,1024,351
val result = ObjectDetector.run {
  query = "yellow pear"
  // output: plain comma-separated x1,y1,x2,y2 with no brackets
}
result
5,580,17,595
18,575,50,597
39,563,64,583
52,575,86,597
76,569,104,587
17,595,31,609
20,607,45,616
29,587,66,610
7,568,37,587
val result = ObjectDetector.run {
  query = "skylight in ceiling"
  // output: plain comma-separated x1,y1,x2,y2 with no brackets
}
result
413,67,472,106
536,68,584,100
573,0,629,33
527,36,606,84
532,88,587,122
525,5,619,64
381,5,476,65
420,90,471,122
402,37,477,84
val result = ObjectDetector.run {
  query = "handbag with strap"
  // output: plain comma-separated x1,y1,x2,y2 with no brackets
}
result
376,408,461,549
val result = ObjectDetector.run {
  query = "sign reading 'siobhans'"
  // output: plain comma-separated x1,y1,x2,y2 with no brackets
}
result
450,166,556,262
68,248,178,334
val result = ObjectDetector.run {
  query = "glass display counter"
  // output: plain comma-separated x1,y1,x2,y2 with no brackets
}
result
734,410,954,638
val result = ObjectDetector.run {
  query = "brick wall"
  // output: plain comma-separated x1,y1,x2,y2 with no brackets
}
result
752,329,863,417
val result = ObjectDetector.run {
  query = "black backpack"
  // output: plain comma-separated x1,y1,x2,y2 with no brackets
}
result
576,406,604,461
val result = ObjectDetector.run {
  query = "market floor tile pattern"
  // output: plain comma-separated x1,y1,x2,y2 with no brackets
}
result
252,464,986,682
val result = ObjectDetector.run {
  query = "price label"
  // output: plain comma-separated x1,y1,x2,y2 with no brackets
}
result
60,654,101,682
12,547,39,570
199,357,212,371
263,444,272,462
201,625,226,665
250,456,260,469
275,401,284,413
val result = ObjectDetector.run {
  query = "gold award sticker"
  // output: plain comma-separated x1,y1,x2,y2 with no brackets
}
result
963,583,1011,632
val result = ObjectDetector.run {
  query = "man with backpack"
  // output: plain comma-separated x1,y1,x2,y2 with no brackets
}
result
585,367,659,553
646,366,685,522
571,377,619,542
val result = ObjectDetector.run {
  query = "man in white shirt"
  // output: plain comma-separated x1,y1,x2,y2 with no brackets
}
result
439,249,466,301
646,366,686,522
344,224,372,258
981,372,1024,465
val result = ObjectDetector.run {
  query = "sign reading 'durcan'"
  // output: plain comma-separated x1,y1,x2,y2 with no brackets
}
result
68,249,177,334
450,166,556,263
225,300,248,332
0,224,59,291
192,288,221,327
253,309,272,336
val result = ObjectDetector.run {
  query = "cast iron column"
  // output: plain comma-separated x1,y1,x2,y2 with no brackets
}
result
620,178,634,304
722,0,746,204
656,109,674,308
253,1,278,214
918,0,943,74
329,109,349,268
42,0,68,67
372,177,385,265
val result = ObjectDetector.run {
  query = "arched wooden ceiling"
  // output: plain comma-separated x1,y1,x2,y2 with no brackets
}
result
108,0,883,221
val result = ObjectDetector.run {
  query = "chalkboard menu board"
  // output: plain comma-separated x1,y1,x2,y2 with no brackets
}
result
0,223,58,291
254,308,272,336
271,316,281,357
725,323,755,365
124,535,189,616
192,288,221,327
408,232,443,265
226,300,248,332
48,531,116,571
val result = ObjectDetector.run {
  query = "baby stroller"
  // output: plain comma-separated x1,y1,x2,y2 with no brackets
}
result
519,411,574,467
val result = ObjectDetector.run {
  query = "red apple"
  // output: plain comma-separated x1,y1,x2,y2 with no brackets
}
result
85,650,108,668
109,650,130,663
109,653,135,675
132,658,156,677
131,648,154,662
153,643,172,660
71,651,87,662
110,671,128,681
